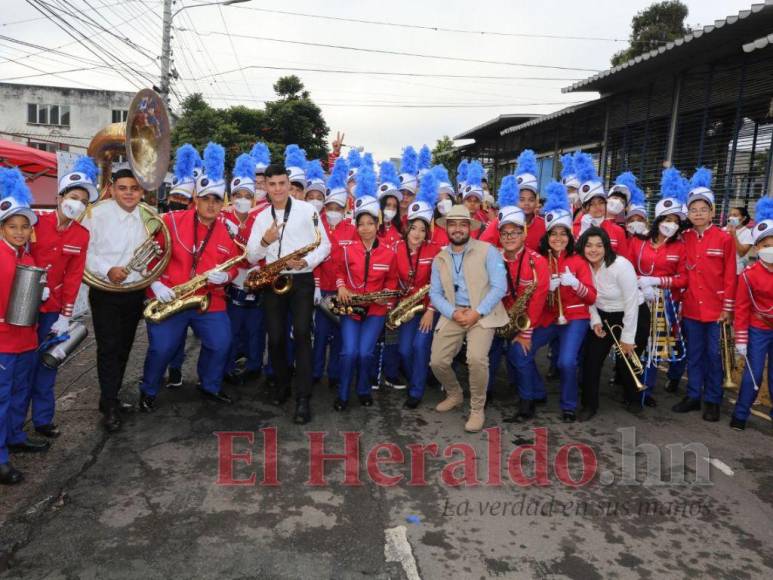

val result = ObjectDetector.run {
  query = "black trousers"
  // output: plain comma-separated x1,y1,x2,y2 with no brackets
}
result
263,272,315,399
89,287,146,403
580,304,650,410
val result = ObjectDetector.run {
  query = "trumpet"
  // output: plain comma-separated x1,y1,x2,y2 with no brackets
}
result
720,321,737,389
604,320,646,392
549,254,567,325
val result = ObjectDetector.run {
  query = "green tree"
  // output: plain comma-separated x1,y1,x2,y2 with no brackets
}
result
611,1,690,67
432,135,461,174
264,76,328,160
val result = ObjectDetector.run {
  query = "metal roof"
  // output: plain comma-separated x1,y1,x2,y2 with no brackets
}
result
454,114,542,140
743,32,773,52
500,99,602,135
563,0,773,94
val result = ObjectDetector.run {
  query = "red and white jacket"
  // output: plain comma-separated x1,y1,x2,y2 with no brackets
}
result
681,225,736,322
31,211,89,317
394,239,441,310
573,217,629,258
430,224,449,246
537,252,597,327
315,212,357,292
628,237,687,290
335,238,399,318
151,209,240,312
0,241,38,353
479,214,546,253
377,223,403,252
734,261,773,345
220,205,267,289
502,247,550,339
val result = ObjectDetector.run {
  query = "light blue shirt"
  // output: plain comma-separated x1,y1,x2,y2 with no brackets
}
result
430,243,507,320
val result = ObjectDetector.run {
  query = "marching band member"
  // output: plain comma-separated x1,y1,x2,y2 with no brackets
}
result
456,159,468,199
222,153,267,385
460,161,488,238
139,143,240,410
578,227,647,420
632,168,688,401
166,145,200,212
346,148,362,204
377,160,404,250
285,144,307,201
573,153,629,258
250,141,271,213
334,164,398,410
247,160,331,424
81,165,154,432
398,146,419,224
607,171,635,227
305,159,327,215
730,198,773,430
394,171,441,409
28,156,97,439
429,203,507,432
0,168,48,484
491,177,550,423
518,182,596,423
624,182,649,239
430,165,453,245
673,168,736,422
560,152,582,218
312,158,354,391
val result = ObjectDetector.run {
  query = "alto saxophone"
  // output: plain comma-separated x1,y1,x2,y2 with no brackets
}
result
244,215,321,295
386,284,430,330
496,258,538,340
144,251,248,323
322,289,402,317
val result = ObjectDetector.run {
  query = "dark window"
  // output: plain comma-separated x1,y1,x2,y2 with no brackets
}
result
27,104,37,124
112,109,128,123
60,106,70,126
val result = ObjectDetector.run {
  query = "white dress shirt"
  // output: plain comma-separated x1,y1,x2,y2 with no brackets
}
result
247,198,330,273
588,255,641,344
80,199,148,285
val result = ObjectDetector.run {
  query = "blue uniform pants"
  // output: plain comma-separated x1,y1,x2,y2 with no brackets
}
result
487,335,518,394
312,291,341,382
732,327,773,421
29,312,58,427
141,310,231,397
226,301,265,374
397,314,436,400
683,318,723,404
339,315,385,401
0,350,37,462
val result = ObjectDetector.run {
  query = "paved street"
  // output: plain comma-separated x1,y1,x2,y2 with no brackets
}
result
1,322,772,579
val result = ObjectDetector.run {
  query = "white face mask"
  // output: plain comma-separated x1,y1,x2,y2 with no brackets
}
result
727,216,741,227
61,198,86,220
437,199,452,216
255,189,267,201
326,210,343,226
626,221,647,236
383,209,397,222
568,192,580,207
591,216,604,227
232,198,252,214
659,221,679,238
606,198,625,216
308,199,324,213
758,246,773,264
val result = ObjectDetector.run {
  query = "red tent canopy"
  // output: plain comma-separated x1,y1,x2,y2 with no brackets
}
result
0,138,59,207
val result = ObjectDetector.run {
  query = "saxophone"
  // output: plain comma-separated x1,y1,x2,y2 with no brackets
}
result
244,215,321,295
496,257,538,340
322,289,402,317
144,251,248,323
386,284,430,330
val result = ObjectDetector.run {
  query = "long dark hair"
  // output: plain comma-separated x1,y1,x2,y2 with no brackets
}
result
403,218,428,243
539,224,575,258
577,226,616,267
648,215,684,244
378,194,403,236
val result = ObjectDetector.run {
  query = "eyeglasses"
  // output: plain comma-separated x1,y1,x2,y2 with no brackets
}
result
500,230,525,239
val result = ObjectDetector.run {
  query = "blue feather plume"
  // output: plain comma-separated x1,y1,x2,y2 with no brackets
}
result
306,159,325,181
285,144,306,169
379,160,399,185
401,146,418,175
515,149,538,177
346,148,361,169
629,182,645,206
466,161,483,187
362,152,375,172
417,171,438,207
203,142,225,182
690,167,713,190
355,163,377,199
432,164,451,184
0,167,33,207
660,167,683,200
573,152,598,183
328,157,348,190
234,153,255,180
755,197,773,223
498,175,518,208
174,144,198,181
457,159,469,183
250,142,270,165
418,145,432,172
72,155,98,183
542,181,569,214
560,153,575,180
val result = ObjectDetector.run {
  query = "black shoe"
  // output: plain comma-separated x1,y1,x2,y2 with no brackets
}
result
333,398,348,412
100,398,133,414
729,416,746,431
485,392,494,408
504,400,535,423
0,463,24,485
223,371,246,386
199,388,234,404
272,386,290,406
166,368,183,389
358,394,374,407
672,397,701,413
34,424,61,438
702,402,720,422
534,397,547,406
665,379,680,393
294,398,311,424
103,404,122,433
8,439,50,454
328,379,339,392
241,369,262,384
139,393,156,413
626,402,644,415
562,411,576,423
404,396,421,409
643,396,657,408
577,407,597,422
546,367,559,380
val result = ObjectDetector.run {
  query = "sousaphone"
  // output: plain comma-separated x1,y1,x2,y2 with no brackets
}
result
82,88,172,292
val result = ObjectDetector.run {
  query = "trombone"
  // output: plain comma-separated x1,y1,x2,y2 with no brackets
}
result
604,320,647,392
549,254,567,325
720,321,737,389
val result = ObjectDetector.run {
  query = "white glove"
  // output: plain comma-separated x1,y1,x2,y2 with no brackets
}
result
41,287,50,301
207,271,229,285
638,276,660,289
50,314,71,336
549,276,560,292
151,281,176,303
580,213,593,233
736,343,747,357
559,267,579,289
314,287,322,305
224,220,239,238
641,286,656,303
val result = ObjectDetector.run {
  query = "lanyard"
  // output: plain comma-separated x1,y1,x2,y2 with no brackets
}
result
190,213,215,277
451,248,465,293
405,242,423,289
271,197,292,257
505,249,526,298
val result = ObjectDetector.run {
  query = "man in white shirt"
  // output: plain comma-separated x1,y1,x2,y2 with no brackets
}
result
247,164,330,424
80,168,151,433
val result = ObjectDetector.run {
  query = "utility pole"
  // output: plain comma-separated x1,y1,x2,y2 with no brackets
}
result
159,0,173,102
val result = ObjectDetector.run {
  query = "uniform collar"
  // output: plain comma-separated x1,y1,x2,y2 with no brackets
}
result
115,202,142,222
1,239,25,258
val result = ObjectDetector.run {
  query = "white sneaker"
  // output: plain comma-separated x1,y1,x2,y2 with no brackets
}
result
371,383,380,391
384,379,406,390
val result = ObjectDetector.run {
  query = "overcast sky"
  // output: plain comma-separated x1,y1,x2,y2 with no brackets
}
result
0,0,756,160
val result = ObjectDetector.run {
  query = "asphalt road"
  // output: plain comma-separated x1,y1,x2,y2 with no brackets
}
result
1,322,772,579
